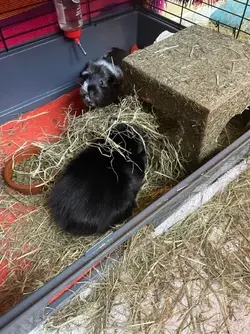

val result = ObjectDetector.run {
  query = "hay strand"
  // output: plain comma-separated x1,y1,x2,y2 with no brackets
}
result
0,95,185,314
47,166,250,333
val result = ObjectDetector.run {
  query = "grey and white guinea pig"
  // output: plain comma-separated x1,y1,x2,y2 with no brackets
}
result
79,47,128,108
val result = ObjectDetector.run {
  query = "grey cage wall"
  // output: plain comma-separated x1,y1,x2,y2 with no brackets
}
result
0,0,180,124
1,0,249,123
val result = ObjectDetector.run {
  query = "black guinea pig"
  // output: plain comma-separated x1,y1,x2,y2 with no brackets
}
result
79,47,128,108
48,123,146,236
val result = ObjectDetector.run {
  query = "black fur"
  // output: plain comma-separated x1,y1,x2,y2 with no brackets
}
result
48,124,146,236
79,48,128,108
102,47,129,67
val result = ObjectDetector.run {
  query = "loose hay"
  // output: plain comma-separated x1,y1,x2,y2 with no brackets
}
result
47,166,250,334
33,95,185,196
0,95,185,314
12,155,42,185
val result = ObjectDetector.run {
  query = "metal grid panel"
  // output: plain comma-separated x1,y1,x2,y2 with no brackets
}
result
1,1,250,52
0,0,133,53
142,0,250,39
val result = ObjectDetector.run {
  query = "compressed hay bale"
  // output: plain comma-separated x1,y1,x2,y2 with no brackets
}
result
122,25,250,168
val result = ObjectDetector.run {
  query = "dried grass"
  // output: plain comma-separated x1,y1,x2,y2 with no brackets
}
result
31,95,185,201
123,25,250,165
47,166,250,333
0,95,185,314
12,155,41,185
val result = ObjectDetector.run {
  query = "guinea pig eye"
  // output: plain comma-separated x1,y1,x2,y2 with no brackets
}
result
99,79,104,87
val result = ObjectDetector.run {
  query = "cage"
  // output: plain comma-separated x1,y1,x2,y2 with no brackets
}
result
1,1,250,333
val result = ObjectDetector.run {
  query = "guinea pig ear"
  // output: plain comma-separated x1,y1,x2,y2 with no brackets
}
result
102,47,115,60
107,74,117,86
108,73,122,87
107,66,123,85
114,67,124,82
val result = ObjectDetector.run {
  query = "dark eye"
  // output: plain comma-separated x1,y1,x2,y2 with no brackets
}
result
99,79,104,86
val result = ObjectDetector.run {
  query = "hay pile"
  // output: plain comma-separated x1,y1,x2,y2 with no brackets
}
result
47,166,250,333
0,95,185,314
32,95,185,203
123,25,250,167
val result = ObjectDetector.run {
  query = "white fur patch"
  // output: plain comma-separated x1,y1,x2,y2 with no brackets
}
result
96,59,123,79
83,80,88,93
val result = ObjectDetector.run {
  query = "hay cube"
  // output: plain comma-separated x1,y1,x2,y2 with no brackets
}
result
123,25,250,167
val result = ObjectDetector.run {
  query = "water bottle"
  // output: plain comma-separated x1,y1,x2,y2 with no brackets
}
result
53,0,83,31
53,0,86,55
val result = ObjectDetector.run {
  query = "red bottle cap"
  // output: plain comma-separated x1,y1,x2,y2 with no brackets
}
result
64,29,82,39
130,44,139,54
